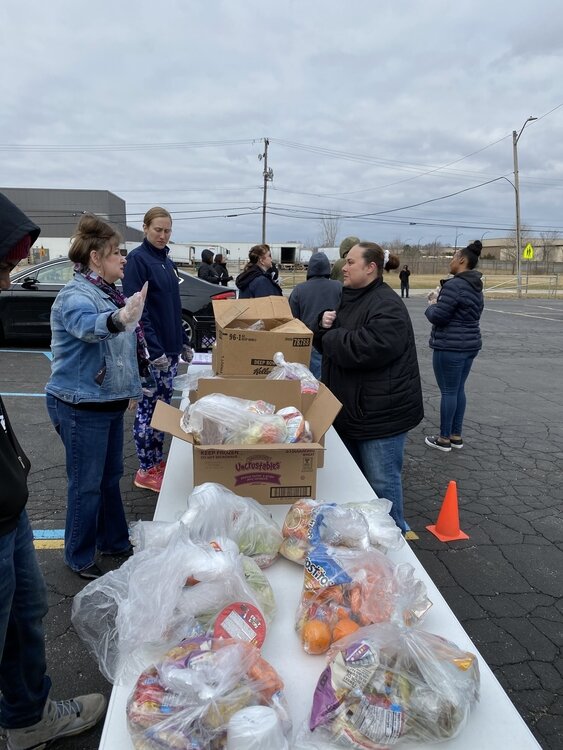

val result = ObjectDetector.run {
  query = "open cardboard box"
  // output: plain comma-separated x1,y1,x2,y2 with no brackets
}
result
211,296,313,377
151,378,341,504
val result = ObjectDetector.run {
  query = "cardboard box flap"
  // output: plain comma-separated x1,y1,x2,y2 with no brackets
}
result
271,319,312,334
151,400,194,444
212,299,252,328
213,296,293,327
195,377,302,407
304,383,342,441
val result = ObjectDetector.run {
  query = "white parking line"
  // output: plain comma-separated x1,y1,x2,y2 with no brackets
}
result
485,308,562,322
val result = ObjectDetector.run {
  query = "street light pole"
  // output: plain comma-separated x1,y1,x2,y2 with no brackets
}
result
513,116,537,297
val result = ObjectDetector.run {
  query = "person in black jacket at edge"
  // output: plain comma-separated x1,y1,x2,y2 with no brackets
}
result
0,193,106,750
313,241,423,534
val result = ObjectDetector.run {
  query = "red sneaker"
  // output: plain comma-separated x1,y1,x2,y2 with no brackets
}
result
134,467,162,493
155,459,167,476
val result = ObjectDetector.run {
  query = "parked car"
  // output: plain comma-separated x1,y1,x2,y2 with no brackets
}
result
0,258,235,349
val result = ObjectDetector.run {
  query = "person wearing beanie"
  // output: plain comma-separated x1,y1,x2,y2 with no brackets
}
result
289,252,342,378
198,249,220,283
424,240,484,452
0,192,107,749
330,235,361,282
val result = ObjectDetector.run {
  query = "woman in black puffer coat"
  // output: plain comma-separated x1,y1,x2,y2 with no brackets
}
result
424,240,484,452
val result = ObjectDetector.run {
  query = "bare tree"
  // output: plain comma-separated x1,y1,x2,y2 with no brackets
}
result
318,213,340,248
539,230,560,265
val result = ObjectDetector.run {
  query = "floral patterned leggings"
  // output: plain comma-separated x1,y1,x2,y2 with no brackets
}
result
134,356,179,471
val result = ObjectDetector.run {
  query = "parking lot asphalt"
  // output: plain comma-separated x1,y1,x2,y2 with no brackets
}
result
1,296,562,750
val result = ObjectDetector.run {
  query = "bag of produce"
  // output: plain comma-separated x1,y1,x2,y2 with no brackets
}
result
301,622,479,748
181,393,288,445
131,482,282,568
296,545,431,655
71,531,275,683
280,498,403,564
127,636,291,750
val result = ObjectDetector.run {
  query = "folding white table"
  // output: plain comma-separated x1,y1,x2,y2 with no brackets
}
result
99,424,540,749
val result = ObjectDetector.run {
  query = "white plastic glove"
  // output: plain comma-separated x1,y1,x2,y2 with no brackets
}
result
116,282,148,331
427,286,440,305
321,310,337,329
150,354,170,371
181,344,194,364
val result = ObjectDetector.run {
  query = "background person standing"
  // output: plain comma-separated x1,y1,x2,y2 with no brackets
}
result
399,264,411,298
289,252,342,378
236,244,283,298
198,249,220,284
123,207,193,493
424,240,484,452
212,253,233,286
314,242,423,533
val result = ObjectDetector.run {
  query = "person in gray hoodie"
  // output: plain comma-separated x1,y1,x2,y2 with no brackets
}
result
289,252,342,378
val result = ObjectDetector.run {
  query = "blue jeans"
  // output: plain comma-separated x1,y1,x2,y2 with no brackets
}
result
46,394,130,572
309,348,322,379
432,349,478,438
341,432,409,533
0,512,51,729
134,357,178,470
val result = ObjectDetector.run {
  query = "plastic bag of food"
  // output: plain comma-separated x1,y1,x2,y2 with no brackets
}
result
131,483,283,568
181,393,287,445
266,351,319,394
300,622,479,748
280,498,403,564
71,530,275,683
127,636,291,750
276,406,313,443
296,545,431,655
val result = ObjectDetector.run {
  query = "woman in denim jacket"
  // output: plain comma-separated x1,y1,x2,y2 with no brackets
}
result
46,215,148,579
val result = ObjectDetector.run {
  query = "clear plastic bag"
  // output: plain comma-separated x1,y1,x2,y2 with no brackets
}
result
127,636,292,750
280,498,403,565
71,531,275,683
181,393,287,445
266,352,319,394
131,482,283,568
299,622,479,748
172,366,215,394
295,545,431,655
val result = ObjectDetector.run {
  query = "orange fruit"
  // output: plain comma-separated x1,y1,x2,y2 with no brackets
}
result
302,619,332,654
332,618,360,642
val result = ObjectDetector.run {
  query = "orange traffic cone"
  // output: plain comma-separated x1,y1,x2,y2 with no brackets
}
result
426,480,469,542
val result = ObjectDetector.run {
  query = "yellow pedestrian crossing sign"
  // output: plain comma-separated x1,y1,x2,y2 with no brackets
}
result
522,243,534,260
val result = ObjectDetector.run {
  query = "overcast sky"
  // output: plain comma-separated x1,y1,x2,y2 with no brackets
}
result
2,0,563,247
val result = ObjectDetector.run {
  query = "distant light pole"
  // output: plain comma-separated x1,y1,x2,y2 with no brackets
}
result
513,116,537,297
454,229,463,251
432,235,442,254
480,230,492,241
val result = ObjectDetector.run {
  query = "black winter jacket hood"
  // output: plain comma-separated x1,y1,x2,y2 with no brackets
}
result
0,192,40,259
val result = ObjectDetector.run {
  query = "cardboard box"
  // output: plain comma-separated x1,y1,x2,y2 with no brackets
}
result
212,296,313,377
151,378,341,504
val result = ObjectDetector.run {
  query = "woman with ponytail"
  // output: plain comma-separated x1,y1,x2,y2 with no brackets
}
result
424,240,484,452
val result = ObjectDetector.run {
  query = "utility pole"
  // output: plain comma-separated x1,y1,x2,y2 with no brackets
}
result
512,116,537,298
259,138,274,244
